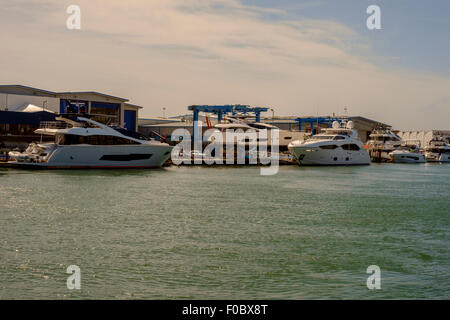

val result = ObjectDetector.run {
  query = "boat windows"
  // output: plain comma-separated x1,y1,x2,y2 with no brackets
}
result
113,127,149,141
333,136,346,140
319,144,339,149
310,135,334,140
57,134,140,145
342,144,360,151
99,154,152,161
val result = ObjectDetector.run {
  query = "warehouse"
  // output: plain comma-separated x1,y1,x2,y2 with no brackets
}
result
396,130,450,148
0,85,140,131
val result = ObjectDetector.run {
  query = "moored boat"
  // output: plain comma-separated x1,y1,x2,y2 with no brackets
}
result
7,117,173,169
288,120,370,166
424,138,450,163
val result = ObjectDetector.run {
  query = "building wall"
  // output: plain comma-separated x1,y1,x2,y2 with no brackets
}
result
0,93,60,112
397,130,450,148
57,93,125,126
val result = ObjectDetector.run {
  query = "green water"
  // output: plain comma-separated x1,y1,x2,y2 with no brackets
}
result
0,164,449,299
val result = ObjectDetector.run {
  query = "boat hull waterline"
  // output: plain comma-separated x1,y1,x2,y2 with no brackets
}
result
8,144,173,169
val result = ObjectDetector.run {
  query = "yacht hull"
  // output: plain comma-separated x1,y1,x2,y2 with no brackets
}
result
288,146,370,166
390,151,425,163
9,144,173,169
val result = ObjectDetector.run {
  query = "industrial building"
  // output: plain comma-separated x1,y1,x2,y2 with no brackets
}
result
0,85,141,131
396,130,450,148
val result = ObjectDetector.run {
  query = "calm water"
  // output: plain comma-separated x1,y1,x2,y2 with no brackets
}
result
0,164,449,299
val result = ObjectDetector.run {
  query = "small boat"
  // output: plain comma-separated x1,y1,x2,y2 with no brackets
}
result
389,145,425,163
288,120,370,166
7,116,173,169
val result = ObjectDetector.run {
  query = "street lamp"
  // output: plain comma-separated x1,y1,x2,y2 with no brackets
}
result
162,107,166,118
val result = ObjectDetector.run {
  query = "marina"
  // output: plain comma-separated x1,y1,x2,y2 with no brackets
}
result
1,0,450,305
2,88,449,168
2,88,448,300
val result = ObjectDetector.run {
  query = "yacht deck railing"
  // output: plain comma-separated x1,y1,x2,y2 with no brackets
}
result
39,121,72,129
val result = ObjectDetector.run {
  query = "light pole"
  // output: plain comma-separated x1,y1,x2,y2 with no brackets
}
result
270,108,274,124
162,107,166,118
43,100,47,112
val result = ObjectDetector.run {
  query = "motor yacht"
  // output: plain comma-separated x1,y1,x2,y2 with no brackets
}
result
7,117,173,169
366,127,402,162
424,138,450,163
389,143,425,163
288,121,370,166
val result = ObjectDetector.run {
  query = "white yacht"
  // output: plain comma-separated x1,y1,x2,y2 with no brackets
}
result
288,121,370,166
424,139,450,163
205,121,305,150
389,143,425,163
7,117,173,169
366,127,402,162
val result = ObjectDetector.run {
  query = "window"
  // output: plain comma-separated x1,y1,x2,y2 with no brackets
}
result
342,144,360,151
333,136,346,140
57,134,140,145
310,135,334,140
320,144,338,149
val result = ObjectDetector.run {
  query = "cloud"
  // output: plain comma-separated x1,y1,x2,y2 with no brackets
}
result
0,0,449,130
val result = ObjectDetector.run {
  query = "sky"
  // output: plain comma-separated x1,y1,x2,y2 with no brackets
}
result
0,0,449,130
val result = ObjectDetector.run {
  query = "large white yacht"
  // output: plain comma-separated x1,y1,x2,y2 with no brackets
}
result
288,121,370,166
424,138,450,163
7,117,173,169
366,127,402,162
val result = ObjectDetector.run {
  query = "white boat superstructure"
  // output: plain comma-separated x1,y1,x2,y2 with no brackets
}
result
424,139,450,163
367,128,402,162
367,128,402,150
246,122,305,149
287,121,370,166
7,117,173,168
205,121,305,150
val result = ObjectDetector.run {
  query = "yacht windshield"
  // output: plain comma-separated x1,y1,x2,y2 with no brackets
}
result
112,127,149,141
